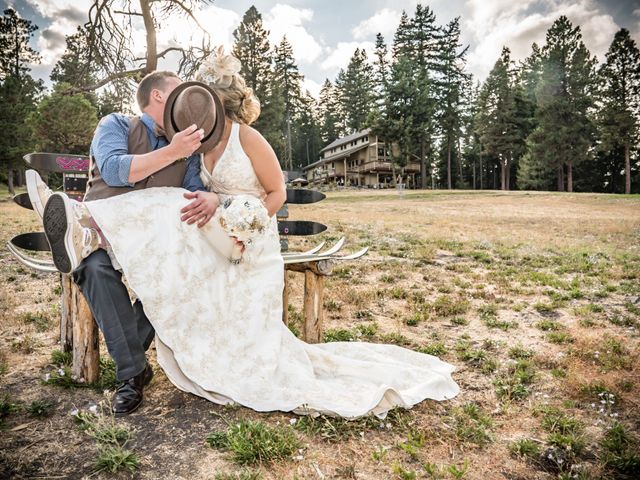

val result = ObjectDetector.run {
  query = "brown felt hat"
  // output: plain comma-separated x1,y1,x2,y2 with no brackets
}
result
163,81,225,154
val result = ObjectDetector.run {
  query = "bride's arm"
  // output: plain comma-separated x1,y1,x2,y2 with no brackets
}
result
239,125,287,217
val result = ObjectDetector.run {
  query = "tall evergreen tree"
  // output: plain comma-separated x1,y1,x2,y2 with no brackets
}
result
293,90,321,168
372,33,389,110
0,7,40,79
476,47,520,190
336,48,374,133
232,6,272,107
0,8,43,193
232,6,284,165
317,79,340,144
392,11,413,59
524,16,596,192
437,17,469,189
597,28,640,194
273,36,303,169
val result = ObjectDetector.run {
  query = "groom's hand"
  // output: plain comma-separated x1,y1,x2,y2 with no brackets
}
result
181,191,219,228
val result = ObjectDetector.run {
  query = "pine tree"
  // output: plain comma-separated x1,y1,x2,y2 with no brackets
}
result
336,48,374,133
437,17,469,189
293,90,321,168
232,6,285,164
476,47,521,190
597,28,640,194
525,16,596,192
317,79,340,145
0,7,41,80
232,6,272,103
273,36,303,170
0,8,43,193
372,33,389,110
392,11,413,59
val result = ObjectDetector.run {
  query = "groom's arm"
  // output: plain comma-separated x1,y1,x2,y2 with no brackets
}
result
91,114,204,186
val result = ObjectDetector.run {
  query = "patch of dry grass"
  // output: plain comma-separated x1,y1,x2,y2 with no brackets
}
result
1,189,639,479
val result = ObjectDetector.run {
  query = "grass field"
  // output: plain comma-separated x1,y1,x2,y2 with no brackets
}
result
1,188,639,479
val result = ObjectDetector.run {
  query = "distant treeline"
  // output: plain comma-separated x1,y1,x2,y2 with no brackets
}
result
1,4,638,193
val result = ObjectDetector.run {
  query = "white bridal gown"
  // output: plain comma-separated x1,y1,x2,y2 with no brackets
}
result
85,121,460,418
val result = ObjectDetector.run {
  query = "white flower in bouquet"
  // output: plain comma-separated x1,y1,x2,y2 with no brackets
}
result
217,194,269,245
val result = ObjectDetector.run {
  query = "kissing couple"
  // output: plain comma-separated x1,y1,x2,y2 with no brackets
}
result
27,47,460,418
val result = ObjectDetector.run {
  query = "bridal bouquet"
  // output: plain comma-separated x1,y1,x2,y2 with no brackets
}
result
217,194,270,247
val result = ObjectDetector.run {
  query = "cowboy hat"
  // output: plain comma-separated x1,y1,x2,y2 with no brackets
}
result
163,81,225,154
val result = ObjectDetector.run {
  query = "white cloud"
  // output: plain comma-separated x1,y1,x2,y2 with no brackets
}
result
264,4,323,64
351,8,402,40
302,77,322,99
320,41,376,71
26,0,90,64
464,0,621,80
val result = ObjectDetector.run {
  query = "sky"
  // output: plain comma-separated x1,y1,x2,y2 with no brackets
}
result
3,0,640,98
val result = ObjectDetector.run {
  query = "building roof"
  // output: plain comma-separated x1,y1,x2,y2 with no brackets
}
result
302,143,369,171
320,128,371,153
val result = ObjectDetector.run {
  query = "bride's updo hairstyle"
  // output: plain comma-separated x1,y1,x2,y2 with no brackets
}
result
196,46,261,126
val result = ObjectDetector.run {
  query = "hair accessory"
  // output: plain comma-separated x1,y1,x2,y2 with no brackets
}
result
197,45,241,89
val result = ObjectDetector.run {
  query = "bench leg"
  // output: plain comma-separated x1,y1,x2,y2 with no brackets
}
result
60,275,74,352
282,272,289,325
302,270,324,343
66,279,100,383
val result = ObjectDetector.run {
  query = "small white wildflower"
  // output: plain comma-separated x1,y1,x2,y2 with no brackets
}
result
58,368,65,376
69,408,79,417
88,404,98,414
289,418,297,425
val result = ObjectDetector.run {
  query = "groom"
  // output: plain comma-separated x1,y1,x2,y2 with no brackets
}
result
51,71,222,415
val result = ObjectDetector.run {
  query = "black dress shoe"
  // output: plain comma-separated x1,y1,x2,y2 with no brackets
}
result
112,363,153,416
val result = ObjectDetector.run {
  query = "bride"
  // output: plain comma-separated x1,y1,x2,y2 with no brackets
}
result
40,50,460,419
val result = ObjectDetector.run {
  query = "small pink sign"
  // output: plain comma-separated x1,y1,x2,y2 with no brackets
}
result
56,157,90,171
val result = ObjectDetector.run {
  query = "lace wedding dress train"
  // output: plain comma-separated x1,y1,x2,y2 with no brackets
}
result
85,122,460,418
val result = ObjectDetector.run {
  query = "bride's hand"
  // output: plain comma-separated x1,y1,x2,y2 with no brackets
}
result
181,191,220,228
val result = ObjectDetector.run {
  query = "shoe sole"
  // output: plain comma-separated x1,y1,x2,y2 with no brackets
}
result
25,170,44,220
113,398,143,417
43,194,77,274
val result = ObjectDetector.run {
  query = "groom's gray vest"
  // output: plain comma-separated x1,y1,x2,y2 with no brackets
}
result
84,116,188,201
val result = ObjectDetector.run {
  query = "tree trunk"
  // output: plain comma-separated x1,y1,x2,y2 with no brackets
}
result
506,153,511,190
567,161,573,193
286,111,292,170
7,169,15,195
447,141,452,190
493,165,497,190
557,166,564,192
420,140,427,189
472,158,476,189
140,0,157,73
500,158,506,190
479,148,483,190
457,137,463,186
625,142,631,195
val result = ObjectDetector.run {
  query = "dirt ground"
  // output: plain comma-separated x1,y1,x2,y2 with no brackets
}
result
1,188,639,480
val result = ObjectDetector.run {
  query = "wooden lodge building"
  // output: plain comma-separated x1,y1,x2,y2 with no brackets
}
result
302,129,421,188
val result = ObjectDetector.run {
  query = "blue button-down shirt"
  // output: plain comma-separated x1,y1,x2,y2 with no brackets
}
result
89,112,205,191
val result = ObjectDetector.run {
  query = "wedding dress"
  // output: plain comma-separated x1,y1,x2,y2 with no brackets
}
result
84,121,460,418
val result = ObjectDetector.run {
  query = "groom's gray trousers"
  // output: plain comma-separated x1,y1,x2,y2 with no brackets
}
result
73,249,154,381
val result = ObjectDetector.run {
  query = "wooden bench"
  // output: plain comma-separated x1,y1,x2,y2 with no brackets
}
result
8,152,367,382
